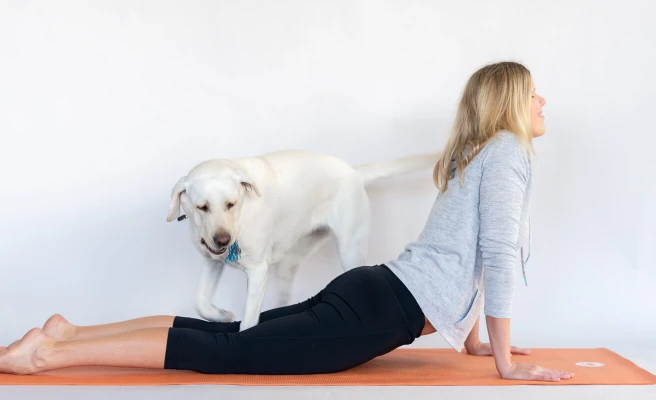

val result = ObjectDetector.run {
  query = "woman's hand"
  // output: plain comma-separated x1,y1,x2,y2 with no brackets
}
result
463,341,531,356
499,362,574,382
482,316,571,381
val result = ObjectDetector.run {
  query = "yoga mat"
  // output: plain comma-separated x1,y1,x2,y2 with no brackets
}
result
0,348,654,386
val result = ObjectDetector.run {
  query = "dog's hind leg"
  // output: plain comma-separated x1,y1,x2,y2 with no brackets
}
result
334,223,369,270
274,230,330,307
329,186,371,271
274,257,301,308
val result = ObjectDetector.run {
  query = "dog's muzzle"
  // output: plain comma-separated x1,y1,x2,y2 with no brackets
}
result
201,238,227,255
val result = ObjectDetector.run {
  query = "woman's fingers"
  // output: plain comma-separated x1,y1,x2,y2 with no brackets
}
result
557,370,574,379
531,365,551,381
538,367,574,381
507,363,574,382
533,366,557,381
544,368,573,380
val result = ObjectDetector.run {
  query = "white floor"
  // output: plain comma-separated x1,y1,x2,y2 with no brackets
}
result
1,346,654,400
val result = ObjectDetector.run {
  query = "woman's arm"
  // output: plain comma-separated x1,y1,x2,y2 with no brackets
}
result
478,138,528,372
486,316,512,372
463,316,481,353
478,136,572,381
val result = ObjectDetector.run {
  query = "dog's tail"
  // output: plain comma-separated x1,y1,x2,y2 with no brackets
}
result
353,152,441,187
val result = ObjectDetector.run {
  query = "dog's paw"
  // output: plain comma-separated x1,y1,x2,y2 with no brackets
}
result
196,305,235,323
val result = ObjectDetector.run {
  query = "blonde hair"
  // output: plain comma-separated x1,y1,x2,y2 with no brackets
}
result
433,61,534,193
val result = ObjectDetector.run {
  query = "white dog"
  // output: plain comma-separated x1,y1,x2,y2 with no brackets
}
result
166,149,438,331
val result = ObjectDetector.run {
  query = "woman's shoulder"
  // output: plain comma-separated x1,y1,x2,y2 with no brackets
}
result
480,131,530,166
486,131,524,150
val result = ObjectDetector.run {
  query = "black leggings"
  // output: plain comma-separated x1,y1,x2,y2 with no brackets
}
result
164,265,425,374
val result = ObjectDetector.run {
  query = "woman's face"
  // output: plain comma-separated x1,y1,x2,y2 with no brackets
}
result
530,80,547,138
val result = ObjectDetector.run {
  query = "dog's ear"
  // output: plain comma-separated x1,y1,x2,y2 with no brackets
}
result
236,169,261,197
167,176,187,222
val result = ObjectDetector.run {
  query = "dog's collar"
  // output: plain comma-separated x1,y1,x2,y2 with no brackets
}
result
226,240,242,263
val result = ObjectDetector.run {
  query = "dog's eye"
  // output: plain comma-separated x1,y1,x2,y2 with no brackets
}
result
197,204,209,212
227,202,235,210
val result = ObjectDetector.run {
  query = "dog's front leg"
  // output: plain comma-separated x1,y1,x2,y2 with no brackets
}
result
195,258,235,322
239,261,269,331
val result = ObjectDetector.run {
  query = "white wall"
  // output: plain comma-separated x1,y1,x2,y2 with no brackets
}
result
1,0,654,350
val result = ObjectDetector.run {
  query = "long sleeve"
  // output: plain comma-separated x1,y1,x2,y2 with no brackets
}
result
479,137,529,318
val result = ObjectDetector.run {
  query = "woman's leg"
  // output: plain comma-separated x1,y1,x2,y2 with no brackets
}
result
0,327,168,374
0,265,424,375
0,300,327,373
44,314,174,342
0,284,327,374
4,314,174,350
6,286,327,348
0,269,364,375
0,297,339,375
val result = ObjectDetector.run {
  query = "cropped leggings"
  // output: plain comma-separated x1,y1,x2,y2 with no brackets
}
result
164,265,426,374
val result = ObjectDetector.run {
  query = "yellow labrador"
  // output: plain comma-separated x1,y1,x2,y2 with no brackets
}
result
167,150,438,331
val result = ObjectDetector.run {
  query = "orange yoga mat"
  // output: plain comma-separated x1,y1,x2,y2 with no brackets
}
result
0,348,654,386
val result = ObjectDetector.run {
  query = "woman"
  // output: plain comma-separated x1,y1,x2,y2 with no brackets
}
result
0,61,572,382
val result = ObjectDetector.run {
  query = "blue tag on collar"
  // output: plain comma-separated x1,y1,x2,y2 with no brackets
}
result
225,240,242,263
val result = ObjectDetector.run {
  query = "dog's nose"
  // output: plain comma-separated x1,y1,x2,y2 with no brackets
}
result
213,232,231,247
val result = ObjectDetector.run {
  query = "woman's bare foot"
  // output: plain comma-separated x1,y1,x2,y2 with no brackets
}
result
0,328,54,374
5,314,76,351
42,314,77,342
7,340,20,350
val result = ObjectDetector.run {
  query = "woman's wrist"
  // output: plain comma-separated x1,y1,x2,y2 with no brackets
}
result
464,338,480,353
494,354,513,374
485,315,513,375
464,316,481,352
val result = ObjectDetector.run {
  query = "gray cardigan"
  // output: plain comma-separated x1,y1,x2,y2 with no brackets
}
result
386,132,533,350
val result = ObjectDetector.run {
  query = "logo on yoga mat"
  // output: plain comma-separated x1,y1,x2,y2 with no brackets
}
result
575,361,604,367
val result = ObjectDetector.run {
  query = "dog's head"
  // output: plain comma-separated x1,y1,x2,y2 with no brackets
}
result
166,161,261,259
